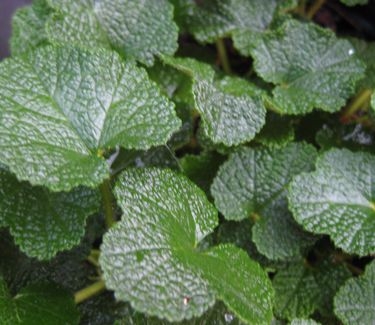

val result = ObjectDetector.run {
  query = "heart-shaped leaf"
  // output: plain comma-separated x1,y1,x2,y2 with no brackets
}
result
211,143,318,260
100,168,273,324
289,148,375,256
0,45,180,191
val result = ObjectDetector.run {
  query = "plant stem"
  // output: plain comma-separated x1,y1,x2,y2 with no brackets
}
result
216,38,232,74
74,280,106,304
341,88,372,123
100,179,115,228
306,0,326,19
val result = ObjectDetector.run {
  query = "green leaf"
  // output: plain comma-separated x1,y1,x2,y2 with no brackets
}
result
46,0,178,65
290,319,321,325
0,277,79,325
193,76,266,146
0,45,180,191
162,56,267,146
273,262,321,320
211,143,318,260
100,168,273,324
334,261,375,325
10,0,51,55
187,0,278,52
289,148,375,256
340,0,368,6
255,112,295,148
0,166,99,260
349,38,375,90
251,19,365,114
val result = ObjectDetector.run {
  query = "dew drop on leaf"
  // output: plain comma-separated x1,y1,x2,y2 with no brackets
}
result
224,312,234,323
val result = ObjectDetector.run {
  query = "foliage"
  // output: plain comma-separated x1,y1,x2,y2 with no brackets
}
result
0,0,374,324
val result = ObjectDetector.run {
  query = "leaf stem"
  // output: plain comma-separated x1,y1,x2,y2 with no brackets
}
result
74,280,106,304
100,179,115,228
216,38,232,74
306,0,326,19
341,88,372,123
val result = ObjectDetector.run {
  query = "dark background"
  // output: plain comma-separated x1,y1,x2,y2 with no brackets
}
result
0,0,32,59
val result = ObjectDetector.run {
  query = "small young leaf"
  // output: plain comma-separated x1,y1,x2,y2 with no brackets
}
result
334,261,375,325
100,168,273,324
10,0,51,55
251,19,365,114
46,0,178,65
0,45,180,191
289,148,375,256
0,277,79,325
211,143,318,260
0,166,99,260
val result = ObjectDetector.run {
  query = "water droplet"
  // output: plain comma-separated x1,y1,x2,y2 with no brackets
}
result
348,48,355,56
183,297,190,305
224,313,234,323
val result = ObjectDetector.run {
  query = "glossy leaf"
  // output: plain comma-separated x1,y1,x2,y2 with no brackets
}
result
334,261,375,325
100,168,273,324
251,19,365,114
0,277,79,325
0,45,180,191
289,148,375,256
46,0,178,65
0,166,99,260
211,143,318,260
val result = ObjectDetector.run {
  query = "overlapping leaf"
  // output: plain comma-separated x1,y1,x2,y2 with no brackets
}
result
0,277,79,325
100,168,273,324
273,261,350,320
162,56,266,146
187,0,278,55
10,0,51,55
211,143,318,260
334,261,375,325
46,0,178,65
0,165,99,260
289,148,375,256
0,45,180,191
251,19,365,114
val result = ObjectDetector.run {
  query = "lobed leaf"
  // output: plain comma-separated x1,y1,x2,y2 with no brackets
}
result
0,45,180,191
100,168,273,324
289,148,375,256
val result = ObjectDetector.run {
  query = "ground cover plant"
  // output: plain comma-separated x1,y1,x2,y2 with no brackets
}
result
0,0,375,324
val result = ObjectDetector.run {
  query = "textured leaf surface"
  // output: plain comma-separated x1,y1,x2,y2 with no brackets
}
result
193,77,266,146
211,143,317,260
100,168,273,324
273,263,321,320
289,148,375,256
10,0,51,55
46,0,178,65
0,277,79,325
334,261,375,325
251,19,365,114
188,0,277,50
0,45,180,191
350,38,375,90
290,319,321,325
0,166,99,260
